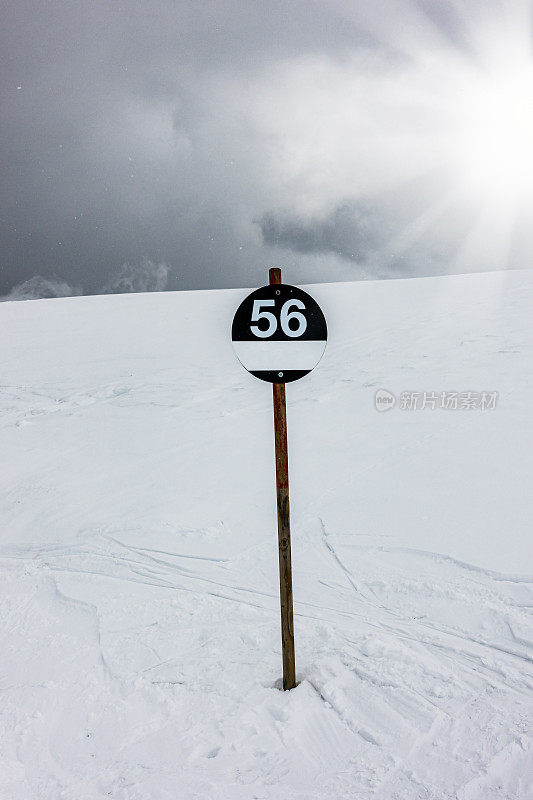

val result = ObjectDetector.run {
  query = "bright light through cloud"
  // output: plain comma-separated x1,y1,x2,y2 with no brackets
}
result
453,66,533,204
246,8,533,277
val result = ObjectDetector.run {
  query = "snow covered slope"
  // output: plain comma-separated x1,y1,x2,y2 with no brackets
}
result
1,271,532,799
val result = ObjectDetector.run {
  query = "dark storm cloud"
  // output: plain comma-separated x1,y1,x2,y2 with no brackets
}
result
0,0,504,296
260,203,379,262
258,193,469,280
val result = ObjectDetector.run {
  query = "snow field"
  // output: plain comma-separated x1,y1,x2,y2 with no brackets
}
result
1,271,532,798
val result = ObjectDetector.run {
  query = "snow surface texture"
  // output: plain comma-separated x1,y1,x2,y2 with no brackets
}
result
1,271,532,799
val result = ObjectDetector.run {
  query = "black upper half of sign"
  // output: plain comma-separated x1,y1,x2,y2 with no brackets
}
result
232,284,327,342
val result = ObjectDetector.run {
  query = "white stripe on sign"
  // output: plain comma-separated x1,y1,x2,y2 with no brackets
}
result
233,339,326,371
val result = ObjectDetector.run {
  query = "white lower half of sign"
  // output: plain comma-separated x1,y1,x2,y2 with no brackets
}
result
233,339,326,372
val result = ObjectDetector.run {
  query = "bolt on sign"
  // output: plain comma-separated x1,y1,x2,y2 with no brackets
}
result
232,268,328,690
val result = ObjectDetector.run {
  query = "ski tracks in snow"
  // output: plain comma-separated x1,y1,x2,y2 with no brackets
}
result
1,518,532,798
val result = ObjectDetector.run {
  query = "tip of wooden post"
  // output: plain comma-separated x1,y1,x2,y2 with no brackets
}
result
269,267,282,285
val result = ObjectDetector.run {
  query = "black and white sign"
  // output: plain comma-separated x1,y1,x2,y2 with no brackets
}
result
232,283,327,383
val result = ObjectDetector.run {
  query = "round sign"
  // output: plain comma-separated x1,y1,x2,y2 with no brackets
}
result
232,283,327,383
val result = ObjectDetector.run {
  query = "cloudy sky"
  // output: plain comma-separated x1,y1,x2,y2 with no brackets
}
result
2,0,533,297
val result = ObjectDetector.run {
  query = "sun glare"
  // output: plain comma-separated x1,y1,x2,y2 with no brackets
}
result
253,7,533,274
452,67,533,203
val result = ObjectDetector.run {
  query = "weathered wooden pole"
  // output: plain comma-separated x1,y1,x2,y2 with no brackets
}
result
269,266,296,691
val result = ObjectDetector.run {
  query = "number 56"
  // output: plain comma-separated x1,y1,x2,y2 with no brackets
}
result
250,299,307,338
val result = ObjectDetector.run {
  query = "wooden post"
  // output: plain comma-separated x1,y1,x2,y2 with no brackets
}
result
269,267,296,691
